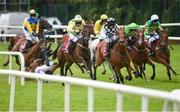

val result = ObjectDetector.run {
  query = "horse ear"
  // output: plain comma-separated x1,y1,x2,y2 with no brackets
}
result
141,27,145,32
164,28,168,32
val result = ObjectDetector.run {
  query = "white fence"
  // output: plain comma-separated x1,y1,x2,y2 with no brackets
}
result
0,70,180,112
0,52,25,85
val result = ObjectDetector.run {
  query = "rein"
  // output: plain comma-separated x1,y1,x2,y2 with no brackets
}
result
132,45,147,52
111,49,127,57
77,43,89,50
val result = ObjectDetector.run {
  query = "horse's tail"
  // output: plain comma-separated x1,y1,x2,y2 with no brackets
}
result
52,45,60,60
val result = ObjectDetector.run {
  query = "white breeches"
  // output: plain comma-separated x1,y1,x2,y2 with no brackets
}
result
35,61,53,74
68,33,82,42
145,32,159,44
105,35,117,43
23,29,39,43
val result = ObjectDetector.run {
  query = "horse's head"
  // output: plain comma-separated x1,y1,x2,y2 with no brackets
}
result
159,28,168,46
81,20,94,47
135,29,146,50
39,17,52,31
117,27,126,46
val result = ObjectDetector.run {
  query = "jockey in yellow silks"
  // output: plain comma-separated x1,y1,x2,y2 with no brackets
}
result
94,14,108,39
22,9,39,53
64,15,86,53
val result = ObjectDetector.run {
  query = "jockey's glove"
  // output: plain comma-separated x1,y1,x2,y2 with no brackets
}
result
74,29,80,34
30,31,36,36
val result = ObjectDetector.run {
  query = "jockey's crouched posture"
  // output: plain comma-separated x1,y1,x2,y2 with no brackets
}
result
144,14,163,56
94,14,108,38
100,17,118,57
64,15,86,53
124,23,140,50
22,9,39,53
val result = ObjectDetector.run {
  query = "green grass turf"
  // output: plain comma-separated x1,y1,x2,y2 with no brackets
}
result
0,42,180,111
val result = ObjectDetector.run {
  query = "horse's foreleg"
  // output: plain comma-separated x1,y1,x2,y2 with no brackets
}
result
158,58,172,80
166,59,177,75
65,63,73,76
125,65,133,81
133,63,140,78
75,62,85,73
3,56,9,67
93,54,104,80
86,60,93,80
146,59,156,80
140,64,148,81
59,61,65,76
68,67,74,76
102,62,107,75
143,63,146,70
93,66,97,80
15,56,20,66
166,67,171,80
114,67,121,84
108,63,116,81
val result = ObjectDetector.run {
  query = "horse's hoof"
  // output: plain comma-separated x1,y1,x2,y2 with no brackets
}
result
125,76,132,81
116,80,120,84
86,70,90,74
151,76,155,80
109,77,116,81
3,63,8,67
173,71,178,75
102,70,106,75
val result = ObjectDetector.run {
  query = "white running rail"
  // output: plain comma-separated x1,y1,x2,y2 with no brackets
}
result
0,70,179,112
0,52,25,85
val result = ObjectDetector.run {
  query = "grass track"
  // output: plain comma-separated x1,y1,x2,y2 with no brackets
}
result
0,42,180,111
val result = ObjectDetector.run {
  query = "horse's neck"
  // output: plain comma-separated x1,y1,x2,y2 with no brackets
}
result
156,40,169,53
113,42,127,53
78,39,88,48
37,26,44,38
28,43,41,57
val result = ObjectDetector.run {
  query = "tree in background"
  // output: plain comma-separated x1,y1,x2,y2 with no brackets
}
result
30,0,180,35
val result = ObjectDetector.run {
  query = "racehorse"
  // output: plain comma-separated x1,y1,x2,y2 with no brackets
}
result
130,30,155,81
52,21,94,79
93,27,132,84
149,29,177,80
3,17,52,68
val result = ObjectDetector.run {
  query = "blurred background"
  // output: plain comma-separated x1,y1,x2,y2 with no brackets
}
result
0,0,180,36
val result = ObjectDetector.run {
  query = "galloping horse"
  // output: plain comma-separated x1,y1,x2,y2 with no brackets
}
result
93,27,132,84
130,30,155,81
53,21,94,79
149,29,177,80
3,17,52,68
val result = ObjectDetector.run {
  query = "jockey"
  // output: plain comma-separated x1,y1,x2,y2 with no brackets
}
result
35,46,55,74
65,15,86,53
22,9,39,53
144,14,163,56
125,23,140,48
100,17,118,57
94,14,108,39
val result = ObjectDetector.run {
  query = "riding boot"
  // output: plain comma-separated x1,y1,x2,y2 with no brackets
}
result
68,40,76,54
148,42,155,57
22,40,32,53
